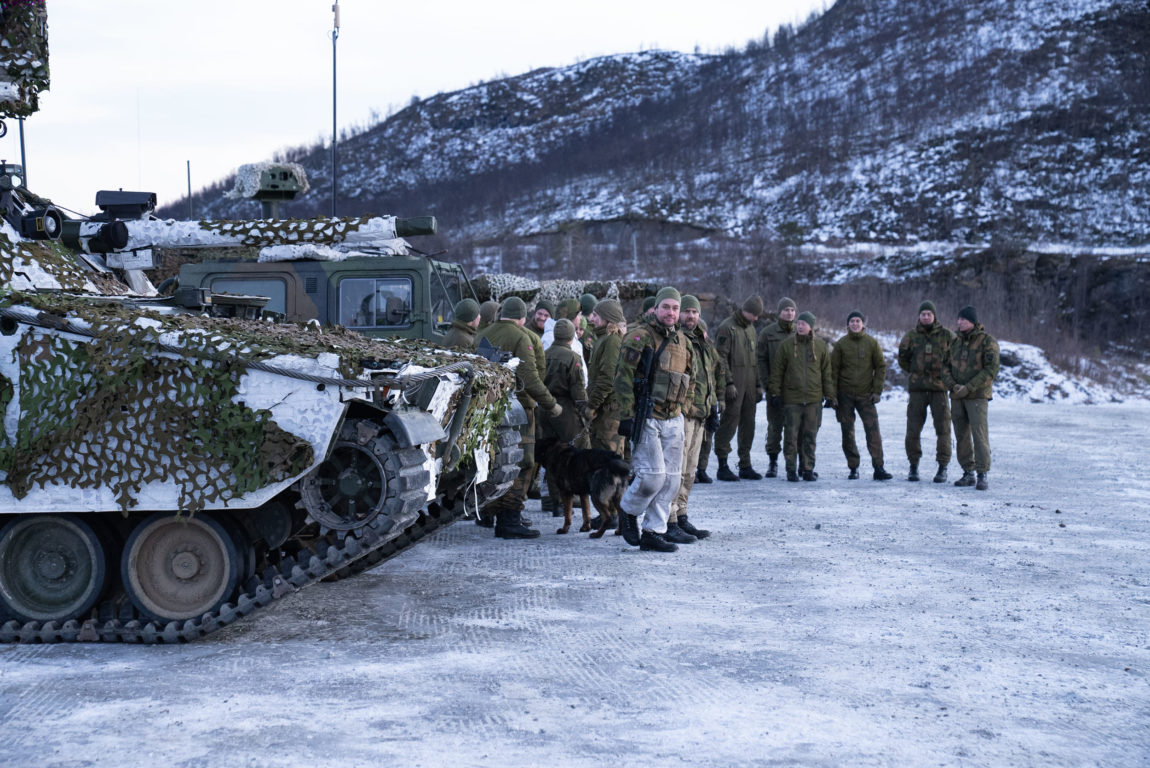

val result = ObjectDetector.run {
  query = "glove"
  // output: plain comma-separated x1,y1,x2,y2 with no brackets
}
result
617,418,634,437
823,397,838,409
576,401,591,421
871,393,882,404
952,384,970,399
755,386,764,403
769,395,782,409
547,403,563,418
724,384,738,403
704,404,721,433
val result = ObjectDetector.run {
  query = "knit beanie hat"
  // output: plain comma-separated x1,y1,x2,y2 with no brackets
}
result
593,299,625,325
559,298,578,319
553,318,576,342
454,298,480,323
580,293,597,315
958,305,978,324
698,317,708,333
479,300,500,325
798,311,816,327
778,297,797,312
654,286,681,306
535,299,556,318
847,310,865,323
641,296,657,313
742,295,765,316
919,300,937,315
681,294,701,311
500,296,527,320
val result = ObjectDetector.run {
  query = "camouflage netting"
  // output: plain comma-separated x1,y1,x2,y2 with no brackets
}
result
0,231,103,293
0,0,49,119
0,294,516,509
472,273,657,305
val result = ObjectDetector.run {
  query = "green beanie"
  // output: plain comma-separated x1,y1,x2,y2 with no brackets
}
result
500,296,527,320
593,299,625,325
798,311,816,327
778,297,797,312
654,286,681,306
453,298,480,323
919,300,937,315
959,305,978,324
698,317,708,333
535,299,556,318
553,318,576,342
742,295,764,316
580,293,597,315
847,310,865,323
641,296,657,313
560,298,579,319
479,300,500,325
681,294,701,311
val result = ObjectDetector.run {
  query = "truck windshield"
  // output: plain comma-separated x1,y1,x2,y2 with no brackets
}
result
339,277,413,328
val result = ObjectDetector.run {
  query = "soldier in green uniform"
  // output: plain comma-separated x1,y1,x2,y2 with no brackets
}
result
478,300,500,331
942,305,1000,491
476,296,562,539
756,297,797,477
579,293,598,364
769,311,834,482
539,319,590,511
831,310,892,480
614,287,693,553
667,296,724,543
695,317,719,484
529,300,555,338
441,298,480,350
586,299,627,455
714,295,765,481
898,300,955,483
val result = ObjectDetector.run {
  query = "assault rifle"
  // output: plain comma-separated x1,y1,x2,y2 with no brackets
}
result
630,345,656,446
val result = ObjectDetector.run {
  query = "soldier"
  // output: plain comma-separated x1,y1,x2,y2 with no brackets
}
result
667,295,724,543
579,293,598,364
539,319,590,512
441,298,480,350
614,287,693,553
476,296,562,539
631,295,657,328
557,298,580,320
942,305,1000,491
477,299,500,331
898,300,955,483
831,310,893,480
756,297,797,478
769,311,834,482
714,295,764,481
694,317,719,484
529,300,555,337
586,299,627,455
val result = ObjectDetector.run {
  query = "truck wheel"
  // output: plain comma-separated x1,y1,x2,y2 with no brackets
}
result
0,514,110,623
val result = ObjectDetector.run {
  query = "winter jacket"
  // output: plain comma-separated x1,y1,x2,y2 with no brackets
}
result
477,320,557,411
685,325,725,420
542,343,588,438
769,332,834,406
831,330,885,398
715,311,758,392
897,321,955,392
756,319,795,390
587,325,622,416
942,324,1000,400
441,321,476,350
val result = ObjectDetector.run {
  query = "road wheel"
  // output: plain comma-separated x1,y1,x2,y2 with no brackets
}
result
0,514,109,623
121,512,240,623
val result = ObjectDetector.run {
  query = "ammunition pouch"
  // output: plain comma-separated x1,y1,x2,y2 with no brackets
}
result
651,369,690,406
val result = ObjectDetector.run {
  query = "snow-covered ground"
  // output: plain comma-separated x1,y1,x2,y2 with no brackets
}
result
1,398,1148,767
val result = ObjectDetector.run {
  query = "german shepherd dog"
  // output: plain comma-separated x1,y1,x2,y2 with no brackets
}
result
536,437,631,536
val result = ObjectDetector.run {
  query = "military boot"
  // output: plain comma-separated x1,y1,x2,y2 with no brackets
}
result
663,521,696,544
873,466,893,481
619,511,641,546
765,456,779,478
907,462,920,482
954,470,976,487
802,469,819,482
786,468,800,482
695,468,713,484
932,464,948,483
738,465,763,480
976,473,989,491
678,514,710,540
639,530,678,552
848,467,859,480
494,509,540,539
716,461,739,482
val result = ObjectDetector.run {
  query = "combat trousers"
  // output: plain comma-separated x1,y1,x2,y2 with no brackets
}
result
670,416,705,522
697,428,712,473
714,387,757,468
837,393,884,470
590,412,624,456
783,402,821,473
496,408,536,511
764,399,784,459
620,415,684,535
951,397,991,472
906,390,951,465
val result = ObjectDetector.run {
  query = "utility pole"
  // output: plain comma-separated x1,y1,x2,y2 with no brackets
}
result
331,1,340,218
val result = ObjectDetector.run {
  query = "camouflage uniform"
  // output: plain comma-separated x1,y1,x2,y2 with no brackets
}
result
898,320,956,467
441,320,477,350
614,315,693,536
477,319,557,512
670,324,724,523
831,329,886,470
757,317,796,462
769,332,833,474
942,322,999,474
586,324,624,455
714,310,759,470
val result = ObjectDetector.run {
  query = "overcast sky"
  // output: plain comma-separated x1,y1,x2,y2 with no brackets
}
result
3,0,829,217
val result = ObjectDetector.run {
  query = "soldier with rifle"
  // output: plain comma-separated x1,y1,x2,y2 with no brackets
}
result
613,287,693,553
